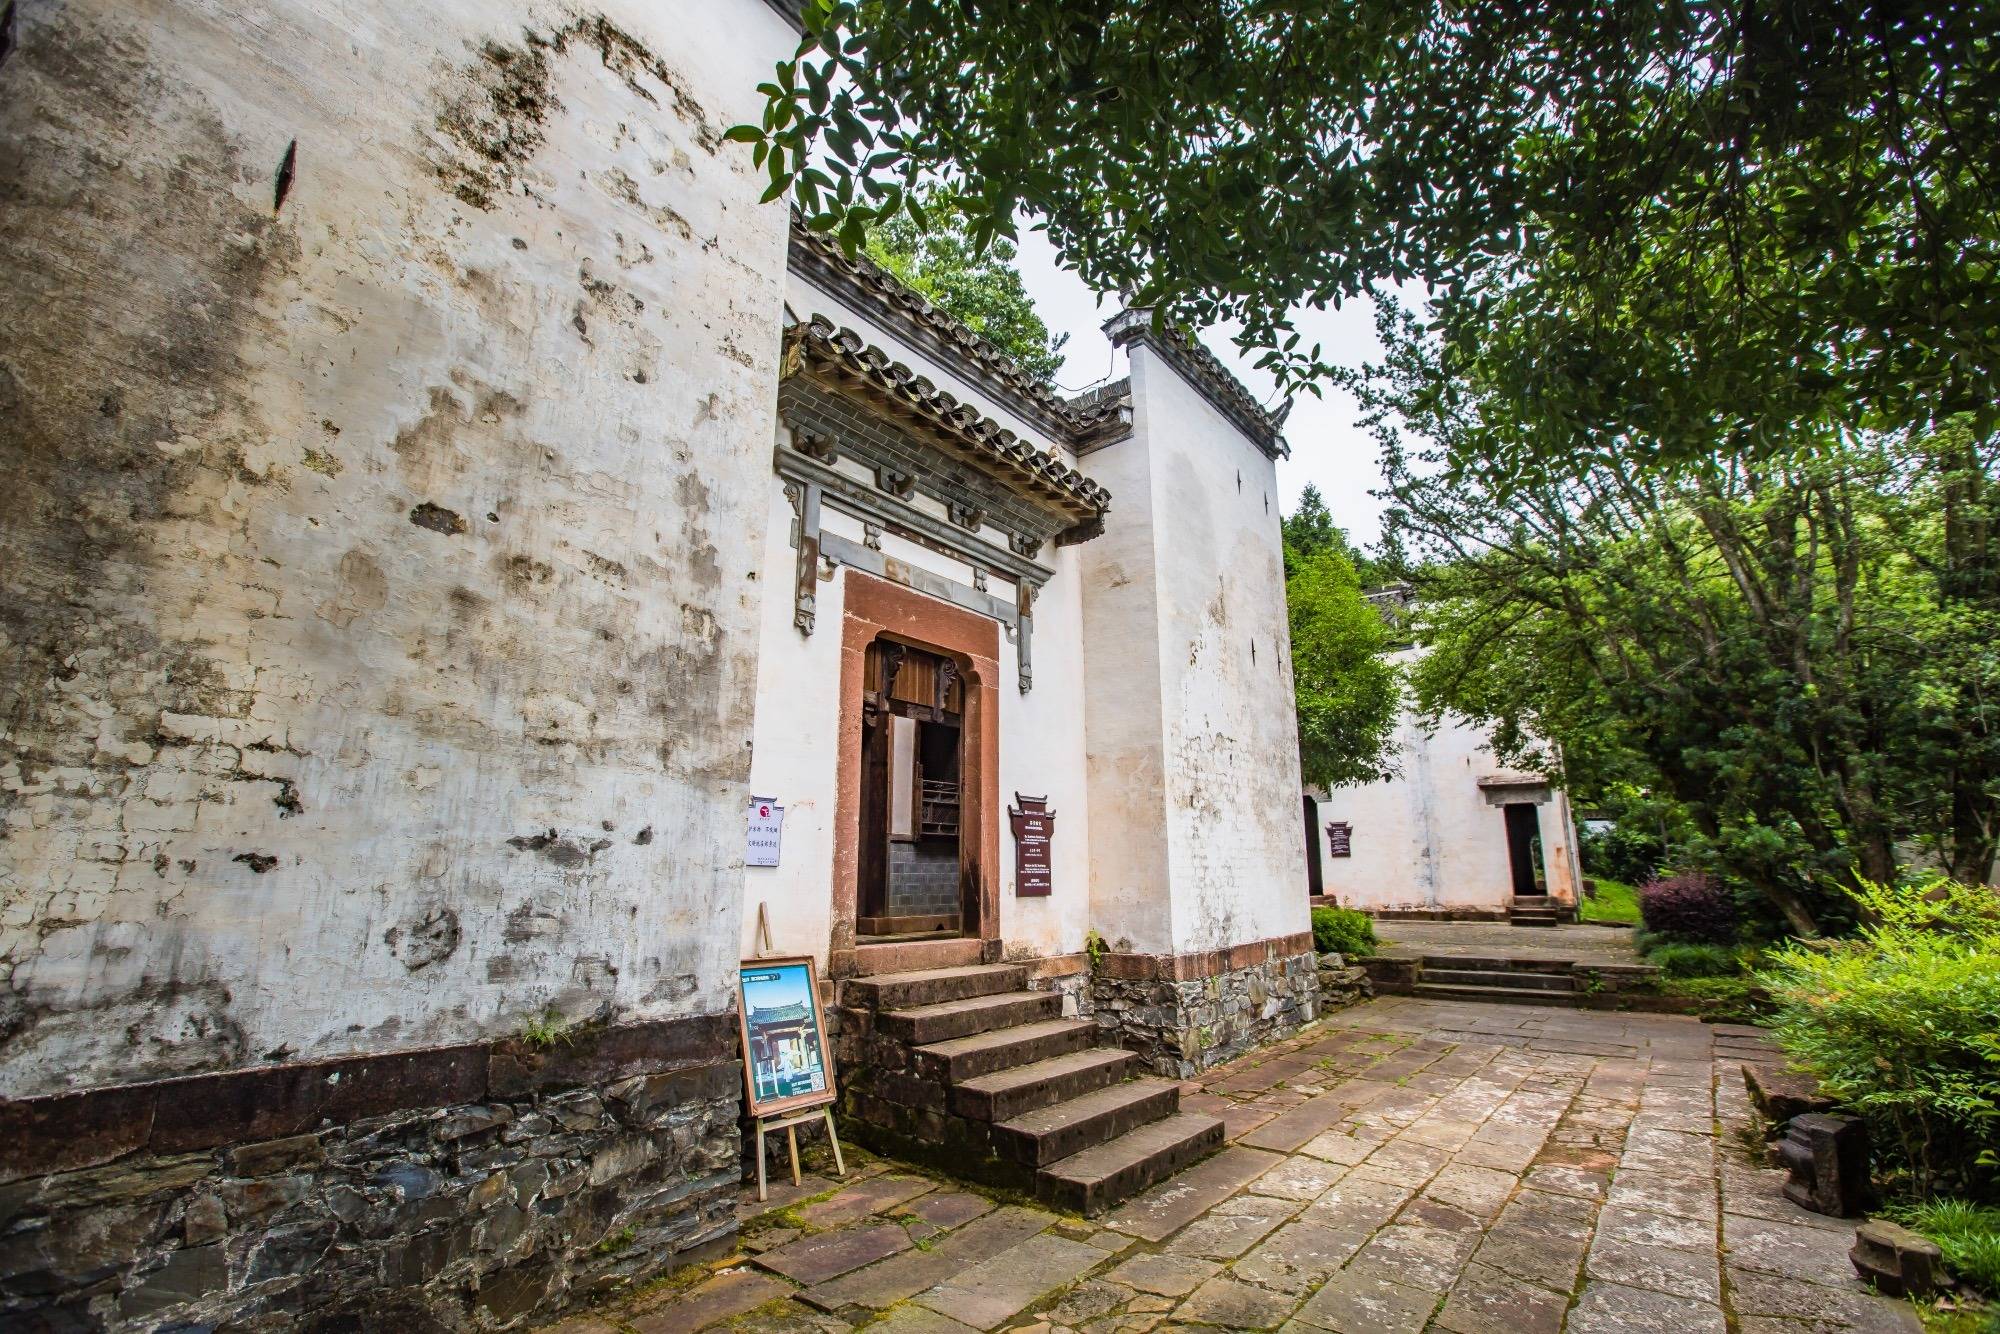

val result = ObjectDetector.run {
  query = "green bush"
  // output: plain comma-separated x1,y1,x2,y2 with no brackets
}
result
1576,823,1664,886
1886,1197,2000,1296
1760,877,2000,1198
1646,941,1742,978
1312,906,1377,958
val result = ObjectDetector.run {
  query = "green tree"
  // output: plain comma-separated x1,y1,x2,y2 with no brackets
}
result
739,0,2000,462
1283,486,1400,789
863,194,1068,383
1366,305,2000,933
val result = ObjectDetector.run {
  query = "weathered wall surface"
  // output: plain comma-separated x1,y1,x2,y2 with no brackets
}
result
1076,405,1174,956
0,0,791,1095
1314,655,1581,913
1088,344,1304,960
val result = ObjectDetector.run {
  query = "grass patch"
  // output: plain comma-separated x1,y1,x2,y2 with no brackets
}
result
1661,974,1769,1023
1886,1198,2000,1298
1577,877,1641,925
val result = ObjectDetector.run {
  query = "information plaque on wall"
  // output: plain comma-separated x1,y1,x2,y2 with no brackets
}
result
1326,821,1353,858
746,797,785,867
1010,794,1056,897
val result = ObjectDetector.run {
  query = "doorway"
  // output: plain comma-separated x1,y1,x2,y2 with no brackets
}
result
1302,793,1325,898
857,638,971,939
1503,802,1545,896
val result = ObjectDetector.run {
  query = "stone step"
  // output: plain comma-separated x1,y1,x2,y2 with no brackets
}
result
1409,982,1580,1008
1420,954,1572,975
878,990,1064,1045
913,1018,1100,1084
952,1047,1139,1122
1423,967,1574,993
844,964,1028,1012
1035,1111,1226,1216
993,1077,1183,1167
1510,916,1559,927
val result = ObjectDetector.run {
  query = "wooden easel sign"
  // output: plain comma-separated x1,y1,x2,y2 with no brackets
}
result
737,955,845,1198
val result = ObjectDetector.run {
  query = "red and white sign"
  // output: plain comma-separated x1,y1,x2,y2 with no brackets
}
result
746,796,785,867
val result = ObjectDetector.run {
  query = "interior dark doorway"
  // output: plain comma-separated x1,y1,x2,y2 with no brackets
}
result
857,638,971,939
1503,802,1546,896
1303,793,1325,898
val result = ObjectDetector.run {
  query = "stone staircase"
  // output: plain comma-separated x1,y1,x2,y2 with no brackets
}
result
834,963,1223,1215
1507,895,1561,927
1406,955,1582,1007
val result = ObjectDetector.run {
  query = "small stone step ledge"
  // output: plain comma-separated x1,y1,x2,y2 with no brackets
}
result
1357,954,1680,1012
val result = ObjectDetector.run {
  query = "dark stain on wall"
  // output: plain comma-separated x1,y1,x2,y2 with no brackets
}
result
429,14,721,210
409,502,469,535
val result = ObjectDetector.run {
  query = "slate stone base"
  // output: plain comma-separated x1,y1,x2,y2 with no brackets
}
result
0,1018,742,1331
1093,948,1320,1079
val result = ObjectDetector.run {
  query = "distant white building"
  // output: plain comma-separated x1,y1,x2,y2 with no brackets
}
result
1304,591,1582,923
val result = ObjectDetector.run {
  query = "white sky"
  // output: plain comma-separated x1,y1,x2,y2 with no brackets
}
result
1011,228,1396,548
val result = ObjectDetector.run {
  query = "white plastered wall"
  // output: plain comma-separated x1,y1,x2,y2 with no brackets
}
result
1080,344,1310,956
0,0,797,1096
1315,653,1581,911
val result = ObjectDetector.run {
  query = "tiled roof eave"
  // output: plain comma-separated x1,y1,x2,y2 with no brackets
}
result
782,317,1112,526
788,217,1094,446
1104,312,1291,460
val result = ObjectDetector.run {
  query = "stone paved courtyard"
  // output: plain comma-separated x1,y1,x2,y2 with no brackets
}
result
539,997,1919,1334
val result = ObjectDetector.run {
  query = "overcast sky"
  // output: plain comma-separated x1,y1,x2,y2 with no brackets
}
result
1011,228,1397,548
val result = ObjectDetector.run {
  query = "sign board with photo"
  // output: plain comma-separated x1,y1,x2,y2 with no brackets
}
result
736,956,835,1117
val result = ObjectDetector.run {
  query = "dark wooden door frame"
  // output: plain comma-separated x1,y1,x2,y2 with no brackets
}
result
1303,793,1325,898
1503,802,1544,896
832,572,1001,974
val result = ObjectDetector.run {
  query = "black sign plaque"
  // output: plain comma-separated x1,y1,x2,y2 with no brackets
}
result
1010,794,1056,897
1326,821,1353,858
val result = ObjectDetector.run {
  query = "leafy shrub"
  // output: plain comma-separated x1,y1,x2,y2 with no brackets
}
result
1760,877,2000,1197
1886,1197,2000,1295
1576,823,1664,886
1646,941,1741,978
1312,906,1377,958
1638,873,1737,943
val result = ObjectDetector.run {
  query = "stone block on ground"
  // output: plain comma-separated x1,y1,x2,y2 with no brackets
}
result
1773,1113,1871,1217
1742,1065,1835,1129
1850,1219,1944,1299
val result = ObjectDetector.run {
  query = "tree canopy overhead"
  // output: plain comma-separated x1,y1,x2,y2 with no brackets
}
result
741,0,2000,463
863,192,1069,382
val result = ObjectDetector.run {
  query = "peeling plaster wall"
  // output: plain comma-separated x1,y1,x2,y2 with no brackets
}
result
0,0,794,1098
1314,654,1581,912
1080,348,1308,957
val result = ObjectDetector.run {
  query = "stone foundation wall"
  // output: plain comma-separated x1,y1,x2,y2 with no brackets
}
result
1021,957,1095,1019
1314,952,1375,1012
0,1017,741,1331
1093,948,1319,1078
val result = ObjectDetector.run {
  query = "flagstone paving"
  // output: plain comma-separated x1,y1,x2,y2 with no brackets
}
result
538,996,1923,1334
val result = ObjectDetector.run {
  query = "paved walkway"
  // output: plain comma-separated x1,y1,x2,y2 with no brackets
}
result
1378,921,1643,965
541,997,1916,1334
